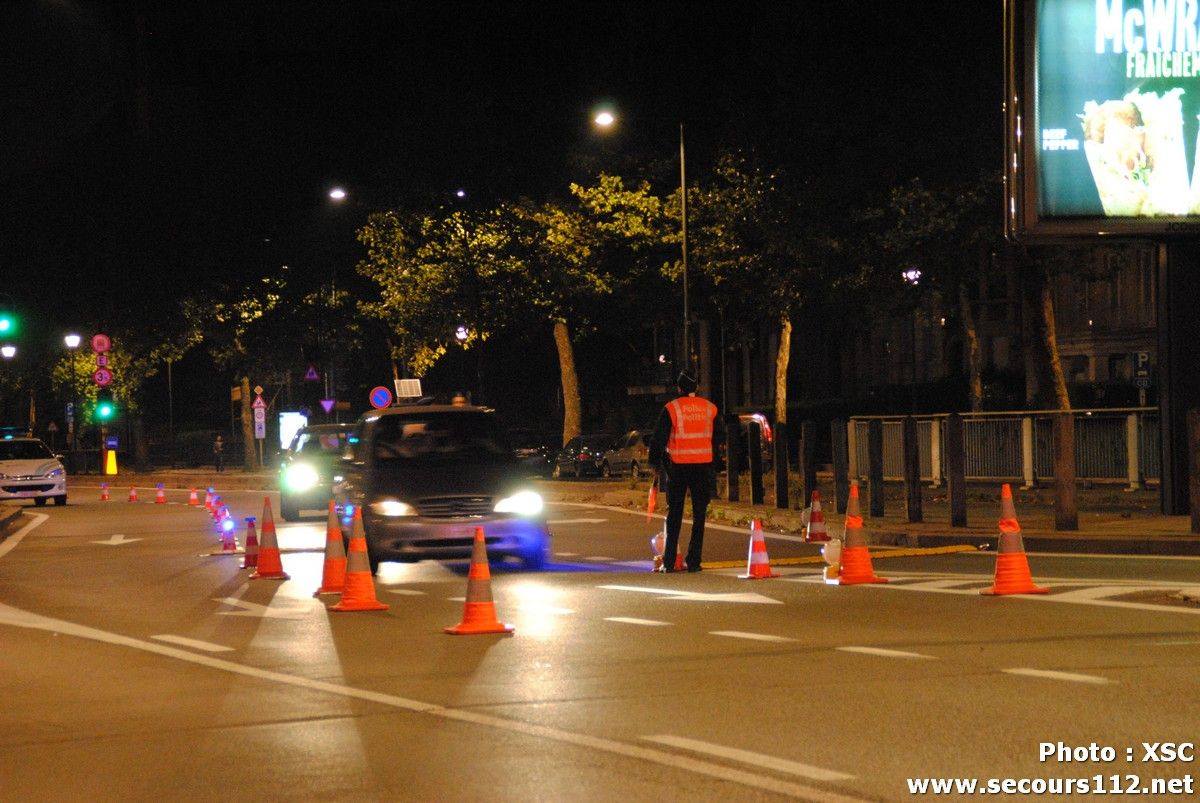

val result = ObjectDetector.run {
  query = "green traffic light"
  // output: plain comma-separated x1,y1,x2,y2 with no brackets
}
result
0,312,15,335
97,403,114,420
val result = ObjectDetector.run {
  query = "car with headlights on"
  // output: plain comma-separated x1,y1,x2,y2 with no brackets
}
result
277,423,353,521
0,437,67,506
333,404,550,573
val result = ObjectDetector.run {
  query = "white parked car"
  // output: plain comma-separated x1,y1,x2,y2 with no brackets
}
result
0,437,67,506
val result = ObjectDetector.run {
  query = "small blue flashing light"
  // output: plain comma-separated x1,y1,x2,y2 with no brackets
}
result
222,518,235,532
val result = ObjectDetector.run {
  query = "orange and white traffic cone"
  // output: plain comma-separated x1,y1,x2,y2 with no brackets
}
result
210,496,223,521
220,519,239,553
250,497,289,580
445,526,513,634
738,519,779,579
804,489,830,542
331,507,387,612
981,484,1049,596
204,488,215,512
128,487,138,503
188,488,199,506
154,484,166,504
99,483,110,502
315,501,348,595
241,517,259,569
837,482,888,585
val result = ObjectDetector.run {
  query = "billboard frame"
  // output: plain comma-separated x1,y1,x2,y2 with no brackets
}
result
1005,0,1200,240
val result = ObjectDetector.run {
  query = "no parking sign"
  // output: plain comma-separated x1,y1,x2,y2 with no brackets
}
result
369,386,393,409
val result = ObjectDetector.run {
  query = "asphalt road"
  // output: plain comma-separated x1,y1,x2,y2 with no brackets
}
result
1,489,1198,801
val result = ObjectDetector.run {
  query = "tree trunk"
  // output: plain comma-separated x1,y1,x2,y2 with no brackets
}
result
958,282,983,412
774,314,791,425
1041,282,1072,411
240,376,255,469
553,320,582,447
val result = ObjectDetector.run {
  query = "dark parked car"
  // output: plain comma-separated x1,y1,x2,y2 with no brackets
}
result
333,404,550,573
508,428,554,477
551,434,611,479
278,424,355,520
600,429,651,479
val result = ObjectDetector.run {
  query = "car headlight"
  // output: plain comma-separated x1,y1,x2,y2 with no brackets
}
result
283,463,320,492
493,490,543,517
46,468,64,478
370,498,416,517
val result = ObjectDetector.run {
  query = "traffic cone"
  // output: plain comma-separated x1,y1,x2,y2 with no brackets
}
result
738,519,779,579
154,484,166,504
99,483,109,502
127,487,138,503
331,507,387,612
981,484,1049,596
241,517,259,569
650,524,666,572
804,489,830,542
219,519,239,553
204,488,214,511
210,496,223,521
188,488,199,506
315,501,348,595
445,526,513,634
250,497,289,580
837,482,888,585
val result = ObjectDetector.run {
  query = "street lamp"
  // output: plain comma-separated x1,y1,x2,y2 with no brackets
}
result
593,110,691,372
901,269,922,412
64,334,80,469
0,345,14,359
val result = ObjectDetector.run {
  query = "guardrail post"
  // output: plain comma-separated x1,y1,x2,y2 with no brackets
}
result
724,413,740,502
903,416,923,523
946,412,967,527
831,419,850,514
1125,413,1143,491
928,417,942,488
868,419,885,517
1021,415,1035,489
748,422,764,505
774,421,789,510
1054,412,1078,531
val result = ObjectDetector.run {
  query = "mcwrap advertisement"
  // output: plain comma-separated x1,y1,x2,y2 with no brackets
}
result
1036,0,1200,219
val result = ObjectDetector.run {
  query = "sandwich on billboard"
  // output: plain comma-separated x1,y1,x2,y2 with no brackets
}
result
1006,0,1200,237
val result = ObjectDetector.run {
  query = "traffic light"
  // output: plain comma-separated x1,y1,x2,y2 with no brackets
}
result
95,390,116,422
0,309,16,337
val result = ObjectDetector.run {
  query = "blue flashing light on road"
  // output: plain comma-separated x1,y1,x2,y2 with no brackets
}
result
222,518,235,532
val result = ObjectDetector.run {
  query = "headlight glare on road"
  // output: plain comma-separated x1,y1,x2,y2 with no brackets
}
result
493,490,543,517
370,498,416,517
284,463,319,492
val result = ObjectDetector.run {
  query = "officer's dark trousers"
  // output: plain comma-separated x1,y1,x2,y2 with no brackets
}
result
664,461,712,571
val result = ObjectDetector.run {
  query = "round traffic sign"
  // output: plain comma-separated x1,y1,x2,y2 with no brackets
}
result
93,368,113,387
91,333,111,353
369,386,393,409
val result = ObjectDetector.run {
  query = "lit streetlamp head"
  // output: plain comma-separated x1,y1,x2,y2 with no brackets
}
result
901,268,922,285
329,187,347,201
455,325,469,343
64,333,81,349
455,189,466,198
593,111,615,128
1,345,15,359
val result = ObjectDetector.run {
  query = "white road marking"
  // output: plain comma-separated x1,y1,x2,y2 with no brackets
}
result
151,634,234,653
546,518,608,525
554,501,811,542
605,617,671,626
385,589,427,596
711,631,794,643
1051,585,1163,602
92,533,142,546
837,646,936,660
518,605,574,615
212,597,311,619
642,735,855,782
0,602,869,803
1155,640,1200,646
0,513,48,558
584,556,617,562
1003,668,1111,685
555,551,579,557
599,584,783,605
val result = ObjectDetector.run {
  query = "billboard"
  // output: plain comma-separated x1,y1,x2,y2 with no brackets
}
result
1006,0,1200,237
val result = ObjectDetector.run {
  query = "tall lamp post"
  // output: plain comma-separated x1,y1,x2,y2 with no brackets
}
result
593,111,691,371
64,334,81,472
900,269,922,413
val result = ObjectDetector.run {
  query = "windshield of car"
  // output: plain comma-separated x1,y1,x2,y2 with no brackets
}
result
0,440,54,461
295,431,349,454
371,412,510,463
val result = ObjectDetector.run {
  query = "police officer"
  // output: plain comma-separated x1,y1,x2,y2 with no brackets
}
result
649,370,725,572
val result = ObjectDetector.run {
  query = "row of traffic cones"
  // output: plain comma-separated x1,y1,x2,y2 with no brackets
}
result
101,484,203,505
735,482,1046,596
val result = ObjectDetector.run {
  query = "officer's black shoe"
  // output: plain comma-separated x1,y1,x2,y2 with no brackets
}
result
687,565,702,573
